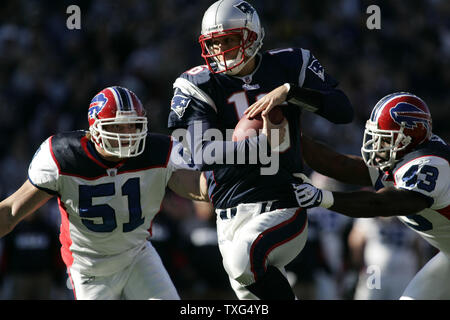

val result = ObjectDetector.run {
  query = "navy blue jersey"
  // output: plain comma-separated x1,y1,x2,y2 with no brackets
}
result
168,48,350,209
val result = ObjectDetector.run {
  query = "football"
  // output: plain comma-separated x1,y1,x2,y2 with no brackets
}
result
232,106,285,141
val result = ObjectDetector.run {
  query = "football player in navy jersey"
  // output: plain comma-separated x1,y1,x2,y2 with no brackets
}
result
167,0,353,300
292,92,450,299
0,86,210,300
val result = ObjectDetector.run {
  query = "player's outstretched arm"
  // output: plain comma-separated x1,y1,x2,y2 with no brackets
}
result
301,134,371,186
292,182,431,218
329,187,432,217
0,180,53,237
167,170,209,202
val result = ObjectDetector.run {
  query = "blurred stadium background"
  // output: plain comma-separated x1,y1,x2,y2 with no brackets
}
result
0,0,448,299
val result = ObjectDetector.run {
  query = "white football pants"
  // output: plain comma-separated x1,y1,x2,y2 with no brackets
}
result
68,241,179,300
216,203,308,299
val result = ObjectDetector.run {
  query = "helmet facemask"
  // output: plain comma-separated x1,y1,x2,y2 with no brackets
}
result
90,111,148,158
200,27,261,75
361,121,412,170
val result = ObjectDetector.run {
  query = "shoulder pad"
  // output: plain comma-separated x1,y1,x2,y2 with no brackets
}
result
180,65,212,86
173,68,217,113
262,48,312,86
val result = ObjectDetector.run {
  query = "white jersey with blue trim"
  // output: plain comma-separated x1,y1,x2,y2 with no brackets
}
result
27,131,193,276
368,135,450,257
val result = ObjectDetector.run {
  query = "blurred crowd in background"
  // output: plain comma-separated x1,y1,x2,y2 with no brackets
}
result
0,0,448,299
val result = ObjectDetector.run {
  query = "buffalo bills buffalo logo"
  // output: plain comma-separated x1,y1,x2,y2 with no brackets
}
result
88,93,108,119
390,102,431,129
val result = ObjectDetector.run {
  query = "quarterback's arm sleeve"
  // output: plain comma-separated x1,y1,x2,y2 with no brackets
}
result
286,83,353,124
183,121,268,171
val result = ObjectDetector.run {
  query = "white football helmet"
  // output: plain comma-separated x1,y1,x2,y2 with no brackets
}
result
361,92,432,170
199,0,265,75
88,86,148,158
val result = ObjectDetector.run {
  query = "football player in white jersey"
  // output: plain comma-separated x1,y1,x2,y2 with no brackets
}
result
0,86,209,300
291,92,450,299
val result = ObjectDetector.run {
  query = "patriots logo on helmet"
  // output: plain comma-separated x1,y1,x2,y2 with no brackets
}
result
234,1,255,16
390,102,431,130
88,93,108,119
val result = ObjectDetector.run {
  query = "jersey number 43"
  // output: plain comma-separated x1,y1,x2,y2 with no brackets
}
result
402,164,438,232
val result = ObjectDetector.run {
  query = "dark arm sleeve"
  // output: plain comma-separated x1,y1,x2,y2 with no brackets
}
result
286,84,354,124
